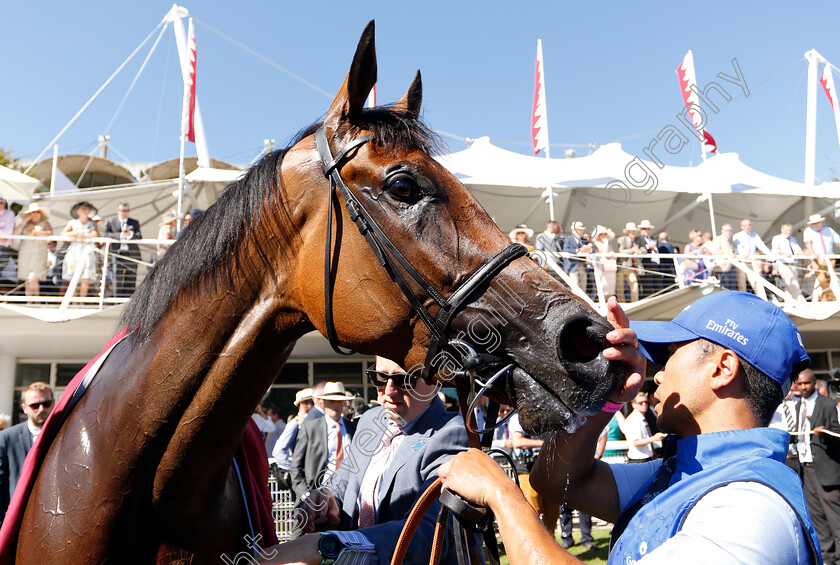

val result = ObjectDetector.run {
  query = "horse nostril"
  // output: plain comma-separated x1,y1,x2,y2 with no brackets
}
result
557,316,607,366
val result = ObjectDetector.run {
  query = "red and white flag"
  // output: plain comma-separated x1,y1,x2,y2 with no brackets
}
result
181,18,197,143
677,50,716,155
819,63,840,153
531,39,549,156
366,84,377,108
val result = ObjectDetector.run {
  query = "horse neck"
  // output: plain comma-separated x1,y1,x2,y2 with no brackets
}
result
139,256,309,525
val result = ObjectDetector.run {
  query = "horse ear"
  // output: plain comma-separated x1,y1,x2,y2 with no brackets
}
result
324,20,378,136
392,70,422,119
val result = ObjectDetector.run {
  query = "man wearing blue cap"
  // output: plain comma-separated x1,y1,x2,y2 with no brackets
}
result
439,292,821,564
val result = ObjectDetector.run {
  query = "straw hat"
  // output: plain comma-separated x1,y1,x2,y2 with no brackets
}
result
160,211,178,227
570,221,586,232
592,225,611,239
70,201,98,219
293,387,313,406
623,222,638,233
508,224,534,240
317,382,354,401
19,203,50,221
808,213,827,225
638,219,654,230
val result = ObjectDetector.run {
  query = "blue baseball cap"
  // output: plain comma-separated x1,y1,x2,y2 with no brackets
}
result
629,291,809,391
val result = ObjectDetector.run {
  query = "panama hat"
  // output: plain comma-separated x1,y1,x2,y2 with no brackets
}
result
160,211,178,226
638,219,655,229
293,387,313,406
592,225,611,239
19,203,50,221
570,221,586,232
808,213,827,224
623,222,638,233
317,382,354,401
508,224,534,240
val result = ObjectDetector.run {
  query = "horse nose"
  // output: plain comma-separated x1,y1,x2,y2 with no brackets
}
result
555,315,613,381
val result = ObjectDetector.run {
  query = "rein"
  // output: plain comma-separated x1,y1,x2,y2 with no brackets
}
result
314,126,527,377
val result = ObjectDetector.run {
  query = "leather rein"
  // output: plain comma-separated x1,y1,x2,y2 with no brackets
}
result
314,126,527,380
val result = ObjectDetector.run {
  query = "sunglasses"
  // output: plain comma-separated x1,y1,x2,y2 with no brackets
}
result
27,400,53,410
366,367,419,390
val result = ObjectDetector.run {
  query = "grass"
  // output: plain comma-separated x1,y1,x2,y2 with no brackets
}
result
498,527,611,565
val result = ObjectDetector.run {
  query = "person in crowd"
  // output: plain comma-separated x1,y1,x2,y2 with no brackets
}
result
591,225,616,301
0,382,54,523
615,222,641,302
656,232,677,289
794,368,840,564
602,411,626,461
707,223,738,291
563,221,591,296
619,391,666,463
272,388,314,492
290,382,356,537
155,211,177,263
634,219,660,297
265,357,470,565
733,218,772,293
771,223,805,301
804,214,840,259
176,208,205,239
769,381,804,474
13,203,53,298
438,292,819,564
535,220,565,274
682,229,710,284
509,225,535,252
805,257,837,302
304,382,328,423
252,402,277,441
264,405,286,455
103,202,142,297
0,198,15,281
61,201,99,300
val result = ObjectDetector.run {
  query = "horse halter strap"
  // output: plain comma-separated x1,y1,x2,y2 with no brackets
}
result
315,126,527,368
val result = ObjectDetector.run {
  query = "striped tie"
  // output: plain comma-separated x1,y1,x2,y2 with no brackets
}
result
357,421,402,528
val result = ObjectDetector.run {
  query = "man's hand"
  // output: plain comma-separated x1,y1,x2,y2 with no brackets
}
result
603,296,645,404
814,425,827,437
300,490,340,534
257,534,321,565
437,448,518,510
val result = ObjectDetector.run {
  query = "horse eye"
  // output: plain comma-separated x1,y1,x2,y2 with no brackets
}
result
385,175,418,200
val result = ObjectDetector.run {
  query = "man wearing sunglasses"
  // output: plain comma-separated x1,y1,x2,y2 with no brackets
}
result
0,381,53,523
265,357,470,565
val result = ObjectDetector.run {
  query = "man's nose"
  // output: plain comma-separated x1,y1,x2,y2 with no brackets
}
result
654,371,664,386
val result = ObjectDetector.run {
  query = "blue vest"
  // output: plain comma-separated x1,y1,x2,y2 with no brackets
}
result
610,428,820,564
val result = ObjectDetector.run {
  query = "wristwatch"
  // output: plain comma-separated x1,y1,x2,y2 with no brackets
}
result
318,533,345,565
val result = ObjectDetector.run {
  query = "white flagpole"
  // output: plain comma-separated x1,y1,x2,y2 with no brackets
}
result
177,17,195,234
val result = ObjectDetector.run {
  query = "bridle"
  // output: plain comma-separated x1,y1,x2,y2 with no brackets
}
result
314,125,527,382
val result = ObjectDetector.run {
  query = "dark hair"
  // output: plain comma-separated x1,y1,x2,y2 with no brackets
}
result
121,108,440,339
697,339,783,426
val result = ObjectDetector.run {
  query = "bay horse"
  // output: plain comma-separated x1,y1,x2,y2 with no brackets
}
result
13,22,619,563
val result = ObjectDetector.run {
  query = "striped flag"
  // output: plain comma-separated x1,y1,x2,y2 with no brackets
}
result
819,62,840,154
181,18,197,143
677,50,716,155
531,39,549,156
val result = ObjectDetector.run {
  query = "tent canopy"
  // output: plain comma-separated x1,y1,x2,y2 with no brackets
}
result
0,165,43,201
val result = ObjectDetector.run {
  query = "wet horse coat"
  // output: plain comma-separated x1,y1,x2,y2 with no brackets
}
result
9,22,619,563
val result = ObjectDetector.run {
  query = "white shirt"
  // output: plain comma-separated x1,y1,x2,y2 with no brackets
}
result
621,410,655,460
770,234,802,264
611,463,811,564
803,225,840,256
732,230,771,258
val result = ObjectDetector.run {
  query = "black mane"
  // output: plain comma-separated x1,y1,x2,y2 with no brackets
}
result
120,108,442,338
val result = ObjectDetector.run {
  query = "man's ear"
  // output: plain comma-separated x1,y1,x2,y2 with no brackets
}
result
710,349,740,391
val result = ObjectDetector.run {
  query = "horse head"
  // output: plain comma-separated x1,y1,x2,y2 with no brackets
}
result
288,21,620,434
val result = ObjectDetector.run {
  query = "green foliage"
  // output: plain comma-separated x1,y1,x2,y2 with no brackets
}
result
0,147,22,171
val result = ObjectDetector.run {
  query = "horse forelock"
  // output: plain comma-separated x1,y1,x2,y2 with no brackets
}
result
120,108,442,340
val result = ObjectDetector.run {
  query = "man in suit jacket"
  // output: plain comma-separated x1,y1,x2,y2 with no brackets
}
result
796,368,840,564
0,382,54,523
615,222,641,302
268,358,470,565
103,202,142,297
290,382,356,537
633,219,660,298
535,221,565,277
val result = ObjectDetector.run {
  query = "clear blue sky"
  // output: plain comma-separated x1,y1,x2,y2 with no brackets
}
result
4,2,840,184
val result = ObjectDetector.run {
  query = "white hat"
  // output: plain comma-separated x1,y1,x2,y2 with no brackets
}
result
19,203,50,220
638,219,654,229
317,382,354,401
570,221,585,232
623,222,638,233
808,213,827,225
508,224,534,240
592,225,611,239
294,388,313,406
